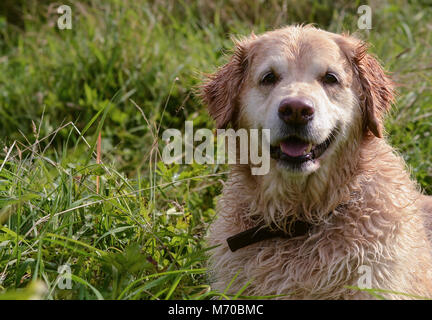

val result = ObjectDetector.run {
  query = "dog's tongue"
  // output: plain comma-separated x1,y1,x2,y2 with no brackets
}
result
280,138,310,157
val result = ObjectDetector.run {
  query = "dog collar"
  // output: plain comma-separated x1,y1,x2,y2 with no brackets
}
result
226,220,311,252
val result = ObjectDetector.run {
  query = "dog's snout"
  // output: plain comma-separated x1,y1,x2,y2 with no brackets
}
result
278,97,315,125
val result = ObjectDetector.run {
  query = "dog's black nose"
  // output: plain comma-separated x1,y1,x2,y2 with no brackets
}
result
278,97,315,125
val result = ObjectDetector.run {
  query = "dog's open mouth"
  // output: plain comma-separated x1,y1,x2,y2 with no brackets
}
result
270,128,338,165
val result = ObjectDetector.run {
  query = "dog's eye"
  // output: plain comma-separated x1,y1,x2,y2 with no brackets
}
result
322,72,339,85
260,71,278,86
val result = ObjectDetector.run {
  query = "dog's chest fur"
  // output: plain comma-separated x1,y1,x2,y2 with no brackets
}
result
207,142,432,299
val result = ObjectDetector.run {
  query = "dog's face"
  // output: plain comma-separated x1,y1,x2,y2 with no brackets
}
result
202,26,394,176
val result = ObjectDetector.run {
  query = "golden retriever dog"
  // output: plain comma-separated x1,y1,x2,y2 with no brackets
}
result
201,25,432,299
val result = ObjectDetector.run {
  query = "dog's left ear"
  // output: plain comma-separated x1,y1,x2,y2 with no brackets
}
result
338,37,395,138
200,37,253,129
353,43,395,138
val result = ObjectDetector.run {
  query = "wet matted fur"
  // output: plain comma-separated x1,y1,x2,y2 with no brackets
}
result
201,25,432,299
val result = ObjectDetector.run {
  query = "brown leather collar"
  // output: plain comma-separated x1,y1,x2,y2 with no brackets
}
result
226,220,311,252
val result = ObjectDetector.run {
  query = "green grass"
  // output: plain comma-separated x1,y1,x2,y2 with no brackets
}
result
0,0,431,299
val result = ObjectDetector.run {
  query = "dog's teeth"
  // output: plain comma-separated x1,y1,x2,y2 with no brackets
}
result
304,143,313,155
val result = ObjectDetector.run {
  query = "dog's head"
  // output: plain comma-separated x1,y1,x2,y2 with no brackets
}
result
201,26,394,175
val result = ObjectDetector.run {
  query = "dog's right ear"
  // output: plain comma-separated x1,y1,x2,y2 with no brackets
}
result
200,38,253,129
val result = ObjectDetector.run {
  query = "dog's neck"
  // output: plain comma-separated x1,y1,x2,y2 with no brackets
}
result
235,135,377,227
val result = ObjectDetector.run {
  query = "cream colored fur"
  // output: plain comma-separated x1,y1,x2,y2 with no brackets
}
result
202,25,432,299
